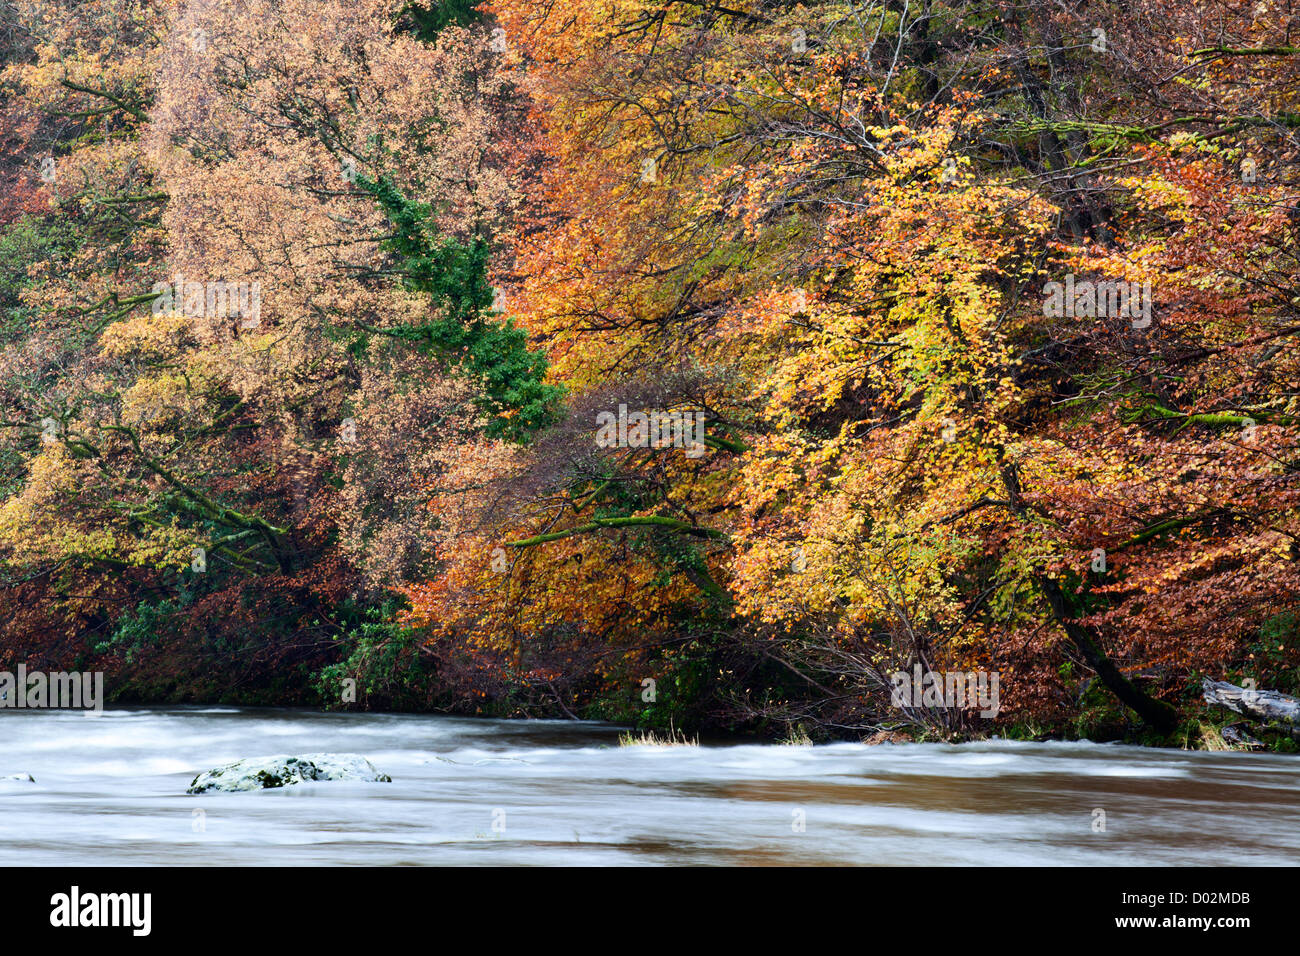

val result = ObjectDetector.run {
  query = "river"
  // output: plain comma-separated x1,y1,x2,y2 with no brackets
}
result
2,706,1297,865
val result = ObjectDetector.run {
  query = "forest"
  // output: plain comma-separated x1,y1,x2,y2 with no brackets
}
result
0,0,1296,747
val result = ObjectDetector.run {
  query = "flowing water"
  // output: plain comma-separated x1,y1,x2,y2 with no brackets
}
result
2,706,1297,865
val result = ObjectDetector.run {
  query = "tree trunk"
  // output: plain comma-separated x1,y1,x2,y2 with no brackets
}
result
997,460,1179,735
1037,576,1179,734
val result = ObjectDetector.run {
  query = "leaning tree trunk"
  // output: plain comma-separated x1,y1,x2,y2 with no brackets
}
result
1037,576,1180,734
996,460,1180,734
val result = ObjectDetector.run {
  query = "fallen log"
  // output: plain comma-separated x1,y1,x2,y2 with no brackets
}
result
1202,679,1300,727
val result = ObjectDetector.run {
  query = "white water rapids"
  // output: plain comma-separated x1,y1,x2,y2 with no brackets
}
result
2,706,1297,865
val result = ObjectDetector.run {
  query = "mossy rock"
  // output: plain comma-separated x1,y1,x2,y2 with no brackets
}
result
187,754,392,794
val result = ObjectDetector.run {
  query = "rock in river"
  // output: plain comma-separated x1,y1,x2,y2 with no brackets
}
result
187,754,392,794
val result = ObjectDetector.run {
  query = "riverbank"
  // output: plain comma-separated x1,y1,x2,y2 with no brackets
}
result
90,672,1300,754
13,624,1294,753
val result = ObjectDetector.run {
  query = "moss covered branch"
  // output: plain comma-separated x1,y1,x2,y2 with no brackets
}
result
506,515,728,548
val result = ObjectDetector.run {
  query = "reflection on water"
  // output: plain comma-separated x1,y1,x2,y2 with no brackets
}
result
1,706,1297,865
